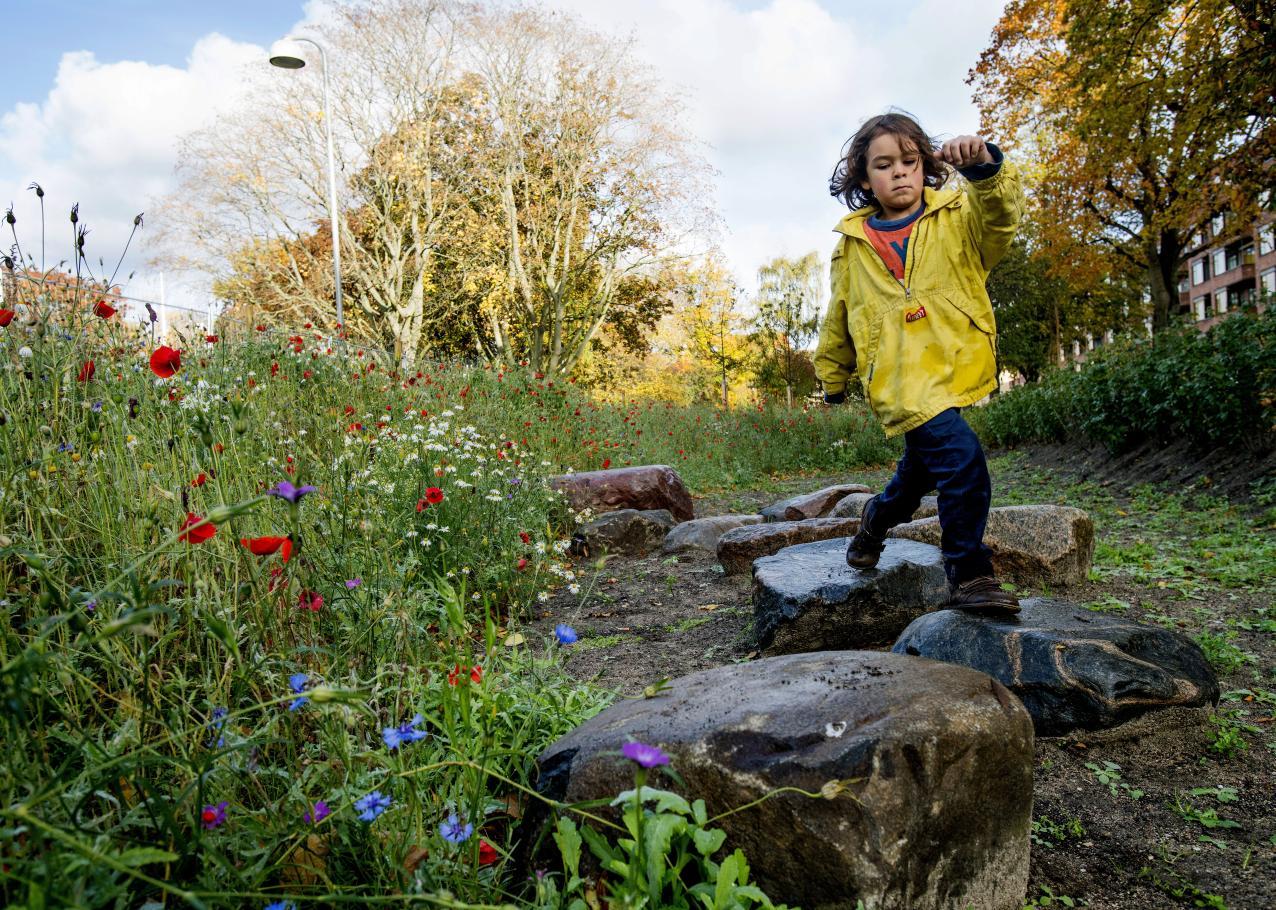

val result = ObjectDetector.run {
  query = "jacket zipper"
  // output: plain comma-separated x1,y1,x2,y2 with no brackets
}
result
856,215,925,388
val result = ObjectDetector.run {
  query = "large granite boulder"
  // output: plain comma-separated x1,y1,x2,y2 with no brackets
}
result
753,538,948,653
759,484,873,522
661,513,764,555
890,505,1094,587
576,509,677,556
892,598,1220,736
533,651,1034,910
550,464,695,522
717,517,859,575
831,492,939,521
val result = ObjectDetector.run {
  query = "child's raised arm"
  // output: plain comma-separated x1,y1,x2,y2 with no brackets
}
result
941,134,1025,273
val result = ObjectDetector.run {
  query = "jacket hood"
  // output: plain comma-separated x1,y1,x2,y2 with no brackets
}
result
833,186,962,239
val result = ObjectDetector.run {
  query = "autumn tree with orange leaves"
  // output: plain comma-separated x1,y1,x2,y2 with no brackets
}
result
969,0,1275,332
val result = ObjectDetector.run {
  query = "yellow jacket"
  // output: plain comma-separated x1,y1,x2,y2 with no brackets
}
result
814,162,1025,437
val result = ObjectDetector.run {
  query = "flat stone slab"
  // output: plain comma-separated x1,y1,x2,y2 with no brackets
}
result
891,598,1220,736
661,513,763,554
831,492,939,520
534,650,1033,910
576,508,677,556
760,483,873,522
717,516,859,575
550,464,695,522
889,505,1094,587
753,538,948,654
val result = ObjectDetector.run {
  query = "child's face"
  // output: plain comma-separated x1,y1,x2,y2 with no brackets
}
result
860,132,924,217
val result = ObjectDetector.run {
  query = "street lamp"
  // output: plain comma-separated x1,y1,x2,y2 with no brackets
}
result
269,35,344,329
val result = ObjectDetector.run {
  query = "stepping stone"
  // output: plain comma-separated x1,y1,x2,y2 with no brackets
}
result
533,651,1033,910
661,513,764,555
576,509,677,556
717,516,859,575
890,505,1094,587
891,598,1220,736
759,483,873,522
550,464,695,522
753,538,948,653
831,492,939,520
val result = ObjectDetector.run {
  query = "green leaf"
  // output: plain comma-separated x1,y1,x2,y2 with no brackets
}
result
692,827,727,857
579,820,618,865
115,847,179,867
203,612,238,658
715,852,739,909
643,813,687,889
554,816,583,879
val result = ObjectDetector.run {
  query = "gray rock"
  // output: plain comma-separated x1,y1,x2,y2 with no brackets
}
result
533,650,1033,910
753,538,948,653
550,464,695,522
717,516,859,575
661,513,764,554
831,492,939,520
576,508,676,556
892,598,1220,736
890,504,1094,586
759,483,873,522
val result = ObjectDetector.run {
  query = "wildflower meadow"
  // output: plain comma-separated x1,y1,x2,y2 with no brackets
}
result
0,239,889,907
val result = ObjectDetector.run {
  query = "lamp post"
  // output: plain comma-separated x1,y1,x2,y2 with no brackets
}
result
269,35,344,330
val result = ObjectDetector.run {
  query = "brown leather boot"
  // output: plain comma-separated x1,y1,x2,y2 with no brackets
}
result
946,576,1021,613
845,496,886,569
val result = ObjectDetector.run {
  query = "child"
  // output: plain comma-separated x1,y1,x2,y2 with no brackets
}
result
815,111,1024,612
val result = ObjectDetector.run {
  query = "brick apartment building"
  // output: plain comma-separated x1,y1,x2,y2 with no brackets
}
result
1178,197,1276,330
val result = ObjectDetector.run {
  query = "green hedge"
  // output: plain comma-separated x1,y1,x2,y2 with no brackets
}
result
970,303,1275,454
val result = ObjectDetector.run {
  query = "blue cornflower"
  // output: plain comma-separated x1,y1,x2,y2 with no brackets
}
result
267,480,319,504
382,713,428,750
288,673,310,711
355,790,391,822
57,442,74,453
264,902,296,910
554,624,578,645
208,706,228,747
91,400,103,412
439,812,473,843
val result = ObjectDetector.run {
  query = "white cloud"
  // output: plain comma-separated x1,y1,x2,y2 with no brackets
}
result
0,0,1009,315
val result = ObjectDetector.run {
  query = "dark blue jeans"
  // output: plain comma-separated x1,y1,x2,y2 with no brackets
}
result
863,407,994,585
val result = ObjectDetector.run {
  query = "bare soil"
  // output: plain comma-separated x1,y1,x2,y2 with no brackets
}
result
526,453,1276,910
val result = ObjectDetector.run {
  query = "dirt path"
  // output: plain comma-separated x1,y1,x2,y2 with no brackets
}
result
525,455,1276,910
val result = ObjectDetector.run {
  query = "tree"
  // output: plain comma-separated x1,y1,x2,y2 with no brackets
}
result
751,251,822,407
680,256,752,410
969,0,1275,331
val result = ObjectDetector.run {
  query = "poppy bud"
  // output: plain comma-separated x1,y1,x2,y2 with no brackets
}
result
31,182,44,198
134,212,144,227
70,203,78,224
4,208,14,225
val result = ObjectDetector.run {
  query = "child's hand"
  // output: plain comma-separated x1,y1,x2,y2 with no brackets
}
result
939,135,993,169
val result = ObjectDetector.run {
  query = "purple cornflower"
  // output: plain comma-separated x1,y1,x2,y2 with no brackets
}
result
85,600,97,613
288,673,309,711
208,706,227,747
345,578,362,589
267,480,318,504
554,624,578,645
382,713,428,750
90,400,103,412
439,812,473,843
201,801,228,830
264,902,296,910
303,800,330,824
622,741,671,769
355,790,391,822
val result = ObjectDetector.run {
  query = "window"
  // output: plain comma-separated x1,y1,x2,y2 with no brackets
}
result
1213,249,1228,276
1262,268,1276,296
1260,225,1275,256
1191,230,1204,248
1192,258,1208,285
1212,214,1226,235
1216,288,1228,314
1193,295,1209,321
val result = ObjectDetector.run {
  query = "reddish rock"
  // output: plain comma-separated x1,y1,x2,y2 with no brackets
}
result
760,483,874,522
716,516,859,575
549,464,695,522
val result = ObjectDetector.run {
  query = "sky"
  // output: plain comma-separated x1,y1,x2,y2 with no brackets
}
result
0,0,1009,316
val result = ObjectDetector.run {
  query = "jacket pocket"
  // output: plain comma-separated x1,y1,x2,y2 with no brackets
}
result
943,290,995,337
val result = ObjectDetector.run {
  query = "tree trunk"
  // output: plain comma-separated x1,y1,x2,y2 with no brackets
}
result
1147,230,1182,334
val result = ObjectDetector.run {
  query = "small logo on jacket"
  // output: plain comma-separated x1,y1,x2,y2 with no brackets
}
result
905,304,927,323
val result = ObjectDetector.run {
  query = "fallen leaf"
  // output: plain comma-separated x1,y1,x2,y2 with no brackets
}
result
698,603,720,612
504,632,525,647
404,845,430,873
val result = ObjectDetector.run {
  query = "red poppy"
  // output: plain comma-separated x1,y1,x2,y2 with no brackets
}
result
448,664,482,686
298,590,323,612
255,324,267,332
478,839,499,866
93,299,116,319
270,362,280,377
178,512,217,544
205,334,218,344
77,359,95,382
602,458,611,470
192,473,207,487
516,557,529,571
240,535,293,563
519,531,531,545
424,487,444,504
149,345,182,378
0,308,14,327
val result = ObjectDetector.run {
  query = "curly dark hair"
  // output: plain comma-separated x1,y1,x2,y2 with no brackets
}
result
829,111,949,210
